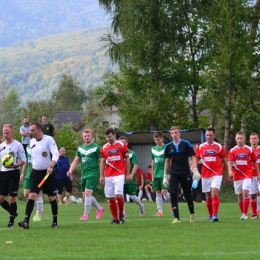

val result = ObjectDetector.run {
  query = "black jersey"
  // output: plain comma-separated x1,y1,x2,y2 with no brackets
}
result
164,139,195,175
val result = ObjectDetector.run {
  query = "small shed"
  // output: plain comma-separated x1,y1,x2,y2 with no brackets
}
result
116,128,206,173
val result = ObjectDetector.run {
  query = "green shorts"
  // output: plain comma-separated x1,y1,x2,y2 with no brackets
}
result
152,178,167,191
23,177,31,189
124,183,137,196
81,177,98,192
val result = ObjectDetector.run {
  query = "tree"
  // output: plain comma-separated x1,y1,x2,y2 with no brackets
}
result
52,74,87,111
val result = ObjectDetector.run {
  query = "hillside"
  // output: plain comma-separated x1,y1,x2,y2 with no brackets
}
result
0,27,116,104
0,0,109,47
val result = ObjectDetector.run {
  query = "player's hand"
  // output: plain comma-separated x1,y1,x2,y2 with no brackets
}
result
193,168,201,181
229,171,233,177
225,175,230,183
20,173,24,181
99,176,105,185
125,175,132,181
67,171,72,177
163,174,169,189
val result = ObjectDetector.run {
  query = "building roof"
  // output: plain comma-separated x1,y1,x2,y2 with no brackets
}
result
116,128,206,145
53,111,84,130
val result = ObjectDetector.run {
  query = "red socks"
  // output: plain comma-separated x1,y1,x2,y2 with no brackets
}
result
212,197,220,216
206,198,213,217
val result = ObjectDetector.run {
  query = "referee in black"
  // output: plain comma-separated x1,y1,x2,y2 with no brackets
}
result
164,126,198,223
18,122,59,229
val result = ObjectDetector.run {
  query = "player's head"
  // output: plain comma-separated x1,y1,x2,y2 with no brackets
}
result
105,128,116,145
83,129,93,144
3,124,14,141
59,147,66,156
205,127,216,144
250,132,259,146
119,136,128,146
41,115,48,124
235,131,246,146
170,126,181,141
30,122,44,139
153,131,164,146
147,165,152,172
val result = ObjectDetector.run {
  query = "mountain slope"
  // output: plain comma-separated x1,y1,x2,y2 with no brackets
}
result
0,27,115,104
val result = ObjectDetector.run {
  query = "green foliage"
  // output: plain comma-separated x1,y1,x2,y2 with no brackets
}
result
54,123,82,161
52,74,87,111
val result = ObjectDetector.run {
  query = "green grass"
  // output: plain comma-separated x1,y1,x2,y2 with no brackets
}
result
0,200,259,260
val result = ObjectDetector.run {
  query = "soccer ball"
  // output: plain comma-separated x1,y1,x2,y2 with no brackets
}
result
69,196,77,203
1,154,14,167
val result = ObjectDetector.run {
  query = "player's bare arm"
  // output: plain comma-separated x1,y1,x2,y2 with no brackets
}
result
125,156,131,181
227,161,233,177
130,164,138,179
190,155,198,173
151,160,154,181
253,160,260,181
67,156,80,177
222,158,230,183
99,157,106,185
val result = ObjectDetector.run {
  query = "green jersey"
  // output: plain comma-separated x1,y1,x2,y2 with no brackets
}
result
151,144,166,178
25,144,32,179
125,149,138,184
76,143,100,179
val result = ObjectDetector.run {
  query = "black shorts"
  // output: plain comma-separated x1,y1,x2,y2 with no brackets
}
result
56,179,72,194
30,169,57,196
0,169,20,197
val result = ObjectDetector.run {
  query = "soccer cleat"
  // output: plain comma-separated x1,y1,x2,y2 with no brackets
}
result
119,214,125,224
42,209,45,213
257,209,260,214
153,212,164,217
18,221,29,229
50,223,58,228
250,215,258,220
140,203,145,217
111,219,119,224
79,215,89,221
33,216,42,222
212,215,219,222
172,218,181,224
7,222,13,228
208,216,213,221
96,207,104,220
170,207,175,216
190,213,196,222
240,214,248,220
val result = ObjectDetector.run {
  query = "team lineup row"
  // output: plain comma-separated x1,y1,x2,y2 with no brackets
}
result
0,123,259,229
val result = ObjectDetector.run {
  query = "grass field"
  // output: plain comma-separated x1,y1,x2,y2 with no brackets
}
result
0,200,259,260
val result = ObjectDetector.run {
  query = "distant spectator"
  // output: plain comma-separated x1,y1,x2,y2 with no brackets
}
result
55,147,72,205
136,168,144,200
20,117,30,152
41,116,56,137
144,165,154,202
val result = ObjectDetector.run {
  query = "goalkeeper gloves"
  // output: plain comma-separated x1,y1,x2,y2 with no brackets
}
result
193,168,201,181
163,174,169,189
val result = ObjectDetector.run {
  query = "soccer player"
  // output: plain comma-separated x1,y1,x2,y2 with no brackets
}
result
67,129,104,220
249,133,260,219
144,165,154,202
164,126,197,223
18,122,59,229
20,136,44,221
151,131,170,217
228,131,260,220
195,127,229,221
99,128,130,224
0,124,26,228
20,116,30,152
119,136,145,217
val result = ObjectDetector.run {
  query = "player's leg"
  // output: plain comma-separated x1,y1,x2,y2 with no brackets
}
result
35,192,44,220
64,179,72,205
114,175,125,224
211,176,222,221
241,178,251,219
7,170,20,227
56,179,64,205
202,177,213,220
179,174,195,222
105,176,118,223
169,174,181,222
249,176,258,219
152,178,163,216
137,185,143,200
128,183,144,217
234,180,243,214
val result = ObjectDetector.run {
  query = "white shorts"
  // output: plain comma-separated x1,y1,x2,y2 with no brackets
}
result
104,175,125,198
234,178,252,195
202,176,223,193
250,176,258,195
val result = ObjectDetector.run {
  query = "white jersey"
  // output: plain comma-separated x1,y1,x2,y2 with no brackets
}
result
0,139,26,172
30,135,59,170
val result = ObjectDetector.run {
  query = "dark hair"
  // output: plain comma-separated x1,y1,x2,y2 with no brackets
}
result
206,127,215,133
105,128,115,135
148,165,152,169
250,132,259,138
31,122,43,132
153,131,163,138
119,136,128,142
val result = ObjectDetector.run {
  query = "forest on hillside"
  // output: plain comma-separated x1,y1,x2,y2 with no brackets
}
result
0,27,116,104
0,0,109,47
